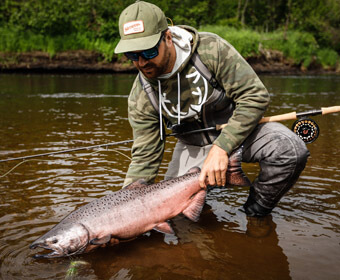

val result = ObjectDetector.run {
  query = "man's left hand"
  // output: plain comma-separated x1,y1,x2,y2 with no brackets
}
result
199,144,229,188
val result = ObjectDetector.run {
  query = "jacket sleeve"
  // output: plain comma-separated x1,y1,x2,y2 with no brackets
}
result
198,34,270,154
123,80,165,187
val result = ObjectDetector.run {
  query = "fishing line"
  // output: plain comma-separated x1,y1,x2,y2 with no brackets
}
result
0,148,131,178
0,139,134,163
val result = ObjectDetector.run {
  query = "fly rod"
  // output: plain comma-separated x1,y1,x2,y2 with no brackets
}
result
1,106,339,163
217,105,340,144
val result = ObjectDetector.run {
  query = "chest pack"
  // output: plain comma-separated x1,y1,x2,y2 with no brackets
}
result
139,52,235,146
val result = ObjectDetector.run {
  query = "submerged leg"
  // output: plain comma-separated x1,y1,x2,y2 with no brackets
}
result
242,122,310,217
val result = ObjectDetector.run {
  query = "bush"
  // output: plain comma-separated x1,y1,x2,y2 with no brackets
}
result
262,31,319,67
200,26,261,57
0,27,118,61
199,26,339,69
317,48,339,68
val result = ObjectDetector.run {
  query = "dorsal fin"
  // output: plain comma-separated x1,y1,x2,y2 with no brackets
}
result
124,179,148,190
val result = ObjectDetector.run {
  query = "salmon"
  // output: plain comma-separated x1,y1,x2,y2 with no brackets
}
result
30,147,250,258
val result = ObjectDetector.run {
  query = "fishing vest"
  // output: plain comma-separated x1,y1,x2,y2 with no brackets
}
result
139,52,235,146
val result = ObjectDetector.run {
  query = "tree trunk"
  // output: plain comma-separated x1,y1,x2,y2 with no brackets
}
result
283,0,291,40
237,0,242,21
241,0,249,26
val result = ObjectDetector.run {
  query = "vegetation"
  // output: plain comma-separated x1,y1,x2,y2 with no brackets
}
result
0,0,340,70
201,25,339,68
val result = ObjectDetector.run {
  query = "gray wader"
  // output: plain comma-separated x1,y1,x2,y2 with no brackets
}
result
165,122,310,217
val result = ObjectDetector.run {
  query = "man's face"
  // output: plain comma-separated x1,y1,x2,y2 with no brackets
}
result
131,31,174,79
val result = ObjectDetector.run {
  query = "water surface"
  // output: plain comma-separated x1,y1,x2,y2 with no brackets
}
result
0,74,339,279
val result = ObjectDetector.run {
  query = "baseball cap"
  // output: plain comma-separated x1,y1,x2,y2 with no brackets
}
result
114,1,168,54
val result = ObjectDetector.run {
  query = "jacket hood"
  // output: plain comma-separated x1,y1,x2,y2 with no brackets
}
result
141,25,200,86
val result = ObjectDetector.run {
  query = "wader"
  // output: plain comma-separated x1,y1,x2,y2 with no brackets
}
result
140,52,310,217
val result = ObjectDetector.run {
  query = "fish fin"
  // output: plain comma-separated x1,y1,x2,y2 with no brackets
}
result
227,146,251,187
182,189,206,222
186,167,201,174
153,222,175,235
89,234,111,245
125,179,148,189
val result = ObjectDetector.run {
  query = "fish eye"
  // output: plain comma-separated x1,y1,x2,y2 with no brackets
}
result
52,238,58,244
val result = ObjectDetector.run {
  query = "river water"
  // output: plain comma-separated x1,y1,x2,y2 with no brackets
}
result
0,73,339,280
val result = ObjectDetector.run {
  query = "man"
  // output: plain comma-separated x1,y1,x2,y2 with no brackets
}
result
114,1,309,217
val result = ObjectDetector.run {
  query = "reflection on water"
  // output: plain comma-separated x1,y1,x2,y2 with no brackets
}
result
0,74,340,279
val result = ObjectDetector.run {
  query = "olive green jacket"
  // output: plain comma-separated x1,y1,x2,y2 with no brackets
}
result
124,26,269,186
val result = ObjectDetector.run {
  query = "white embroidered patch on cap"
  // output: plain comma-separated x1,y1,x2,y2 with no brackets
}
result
123,20,145,35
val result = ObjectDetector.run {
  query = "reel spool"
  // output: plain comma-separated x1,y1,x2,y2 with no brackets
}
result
292,118,319,144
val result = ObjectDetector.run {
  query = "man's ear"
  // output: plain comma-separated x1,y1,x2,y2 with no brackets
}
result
164,30,173,47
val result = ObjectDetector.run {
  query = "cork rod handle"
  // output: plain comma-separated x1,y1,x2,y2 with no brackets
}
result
322,106,340,115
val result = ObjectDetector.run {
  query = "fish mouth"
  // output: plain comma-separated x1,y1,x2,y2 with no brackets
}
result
30,241,88,259
30,242,63,259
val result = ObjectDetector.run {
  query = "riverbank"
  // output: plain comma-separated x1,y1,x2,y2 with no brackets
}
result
0,49,339,75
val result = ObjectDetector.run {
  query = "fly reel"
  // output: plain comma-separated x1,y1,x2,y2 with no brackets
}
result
292,117,319,144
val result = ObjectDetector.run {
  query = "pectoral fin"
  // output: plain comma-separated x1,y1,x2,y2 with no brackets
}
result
90,235,111,245
182,189,206,222
153,222,175,234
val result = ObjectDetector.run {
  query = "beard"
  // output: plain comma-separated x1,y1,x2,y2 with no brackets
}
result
138,47,172,79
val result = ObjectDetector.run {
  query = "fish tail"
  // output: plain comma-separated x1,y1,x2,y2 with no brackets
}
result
227,146,251,187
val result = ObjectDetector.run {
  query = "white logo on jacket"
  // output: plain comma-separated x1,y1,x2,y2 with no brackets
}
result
160,66,208,120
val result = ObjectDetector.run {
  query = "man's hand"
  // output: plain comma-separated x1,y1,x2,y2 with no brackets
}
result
199,144,229,188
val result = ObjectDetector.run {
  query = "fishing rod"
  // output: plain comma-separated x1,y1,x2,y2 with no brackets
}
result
1,106,339,163
218,105,340,144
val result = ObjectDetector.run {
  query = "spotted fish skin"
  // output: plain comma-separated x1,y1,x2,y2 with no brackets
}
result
30,147,250,258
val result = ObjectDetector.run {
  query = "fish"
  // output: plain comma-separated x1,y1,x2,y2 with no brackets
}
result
30,147,250,258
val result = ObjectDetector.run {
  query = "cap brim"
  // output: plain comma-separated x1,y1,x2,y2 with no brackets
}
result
114,32,162,54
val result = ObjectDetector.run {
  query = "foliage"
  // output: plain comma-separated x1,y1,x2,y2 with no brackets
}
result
0,27,118,61
201,26,261,57
1,0,129,39
1,0,340,46
317,48,339,68
0,0,339,68
200,26,339,68
261,30,320,67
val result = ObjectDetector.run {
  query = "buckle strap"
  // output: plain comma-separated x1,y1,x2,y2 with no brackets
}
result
139,74,159,112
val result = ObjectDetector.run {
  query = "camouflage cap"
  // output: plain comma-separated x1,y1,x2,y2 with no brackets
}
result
114,1,168,54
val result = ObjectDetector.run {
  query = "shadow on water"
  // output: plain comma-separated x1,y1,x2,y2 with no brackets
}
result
0,74,340,279
77,204,289,280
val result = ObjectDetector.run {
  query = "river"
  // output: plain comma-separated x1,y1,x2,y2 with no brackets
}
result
0,73,339,280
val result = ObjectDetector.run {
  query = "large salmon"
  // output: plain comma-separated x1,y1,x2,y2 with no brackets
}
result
30,147,250,258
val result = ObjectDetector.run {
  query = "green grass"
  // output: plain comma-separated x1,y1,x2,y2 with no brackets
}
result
200,25,261,58
0,27,118,61
0,26,339,69
200,25,339,69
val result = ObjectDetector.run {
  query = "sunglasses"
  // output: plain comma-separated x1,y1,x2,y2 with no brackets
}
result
124,34,164,61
